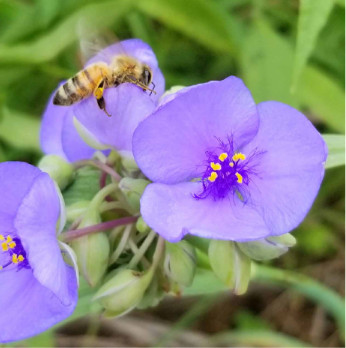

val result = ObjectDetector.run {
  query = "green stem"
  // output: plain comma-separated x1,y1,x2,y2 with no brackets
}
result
252,264,345,338
128,230,156,268
89,183,118,211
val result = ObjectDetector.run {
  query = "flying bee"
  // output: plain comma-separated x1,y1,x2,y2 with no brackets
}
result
53,54,156,117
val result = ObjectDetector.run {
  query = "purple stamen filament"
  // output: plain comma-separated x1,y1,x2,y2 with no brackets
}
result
194,139,252,201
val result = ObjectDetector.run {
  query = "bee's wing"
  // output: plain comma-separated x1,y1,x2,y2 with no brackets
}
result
77,20,126,65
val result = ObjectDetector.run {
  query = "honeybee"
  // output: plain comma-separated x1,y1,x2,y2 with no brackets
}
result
53,53,155,117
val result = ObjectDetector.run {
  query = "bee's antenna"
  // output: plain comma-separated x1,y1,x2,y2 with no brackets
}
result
150,82,156,96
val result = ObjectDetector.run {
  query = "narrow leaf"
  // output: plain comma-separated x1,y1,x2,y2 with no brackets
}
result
297,65,345,133
135,0,236,55
0,0,133,64
323,134,345,168
0,107,40,151
292,0,334,89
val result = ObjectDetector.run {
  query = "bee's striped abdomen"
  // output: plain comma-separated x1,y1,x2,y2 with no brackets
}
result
53,63,111,107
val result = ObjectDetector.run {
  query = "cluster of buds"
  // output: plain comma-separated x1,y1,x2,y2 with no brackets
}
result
38,151,296,316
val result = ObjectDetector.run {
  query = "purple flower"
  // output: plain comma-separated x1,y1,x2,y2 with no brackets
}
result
133,77,327,242
41,39,165,160
0,162,78,343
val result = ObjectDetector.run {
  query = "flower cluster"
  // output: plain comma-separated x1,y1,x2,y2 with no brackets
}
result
0,39,327,342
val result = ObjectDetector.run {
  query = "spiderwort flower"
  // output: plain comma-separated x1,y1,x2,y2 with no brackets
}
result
41,39,165,160
0,162,78,343
133,76,327,242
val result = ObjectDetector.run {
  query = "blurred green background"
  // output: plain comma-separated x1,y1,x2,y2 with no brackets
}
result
0,0,344,347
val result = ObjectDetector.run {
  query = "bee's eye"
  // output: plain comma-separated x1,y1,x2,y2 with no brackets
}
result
143,69,151,85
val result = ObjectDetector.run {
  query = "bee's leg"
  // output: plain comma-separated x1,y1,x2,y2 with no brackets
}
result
96,96,111,117
94,79,111,117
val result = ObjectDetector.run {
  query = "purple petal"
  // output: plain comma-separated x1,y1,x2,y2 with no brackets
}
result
141,182,271,242
0,162,41,235
243,101,327,235
0,267,77,343
133,76,259,184
40,89,96,162
86,39,165,102
73,84,156,155
14,172,76,305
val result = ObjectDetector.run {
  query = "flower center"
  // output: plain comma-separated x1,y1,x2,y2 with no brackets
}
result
0,234,29,271
194,139,261,201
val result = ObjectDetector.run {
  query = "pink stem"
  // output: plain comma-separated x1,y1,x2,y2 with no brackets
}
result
62,216,137,242
74,160,121,182
99,171,107,189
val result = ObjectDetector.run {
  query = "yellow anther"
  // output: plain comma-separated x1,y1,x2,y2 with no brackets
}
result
0,266,2,270
8,241,16,249
18,255,24,262
235,172,243,184
210,162,221,171
6,236,12,243
232,152,246,161
1,242,8,252
229,162,234,168
208,172,218,182
0,235,4,241
218,153,228,162
12,254,18,264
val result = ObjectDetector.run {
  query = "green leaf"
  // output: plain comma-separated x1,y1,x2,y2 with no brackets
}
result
0,107,40,151
292,0,334,89
211,329,312,347
297,65,345,132
0,0,134,64
242,20,345,132
135,0,236,55
252,264,345,337
63,166,100,206
323,134,345,168
241,19,297,106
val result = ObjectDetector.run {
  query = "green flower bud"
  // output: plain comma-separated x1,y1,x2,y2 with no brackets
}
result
208,240,251,295
94,268,153,317
165,240,196,287
66,200,90,222
237,234,296,261
137,274,165,310
118,177,149,213
121,155,139,173
38,155,74,190
136,216,150,234
70,209,110,287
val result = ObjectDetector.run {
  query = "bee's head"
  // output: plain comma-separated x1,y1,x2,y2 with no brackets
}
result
141,65,152,86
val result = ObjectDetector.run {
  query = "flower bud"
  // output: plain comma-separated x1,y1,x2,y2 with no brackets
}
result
121,155,139,173
137,274,165,309
237,234,296,261
165,240,196,287
208,240,251,295
136,216,151,234
66,200,90,222
70,209,110,287
93,268,153,317
118,177,149,213
38,155,74,190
